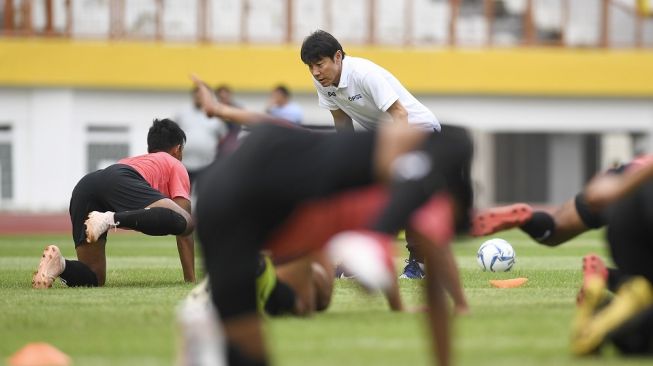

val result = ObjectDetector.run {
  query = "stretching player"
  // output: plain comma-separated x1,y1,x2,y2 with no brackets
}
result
192,76,474,366
571,156,653,355
300,30,458,286
32,119,195,288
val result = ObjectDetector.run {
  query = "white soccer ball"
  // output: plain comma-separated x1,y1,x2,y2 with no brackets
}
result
476,238,516,272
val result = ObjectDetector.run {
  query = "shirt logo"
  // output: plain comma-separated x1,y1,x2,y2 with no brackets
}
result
348,94,362,102
327,92,337,97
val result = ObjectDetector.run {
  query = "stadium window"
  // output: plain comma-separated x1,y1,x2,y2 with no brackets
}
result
0,124,13,200
86,125,129,173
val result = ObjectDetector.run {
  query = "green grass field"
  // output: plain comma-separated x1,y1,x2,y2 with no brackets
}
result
1,230,651,366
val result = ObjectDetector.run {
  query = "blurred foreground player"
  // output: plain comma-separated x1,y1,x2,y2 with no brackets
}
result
32,119,195,288
571,156,653,356
193,78,474,366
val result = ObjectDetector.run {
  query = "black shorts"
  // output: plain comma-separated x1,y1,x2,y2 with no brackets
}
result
605,179,653,283
69,164,165,246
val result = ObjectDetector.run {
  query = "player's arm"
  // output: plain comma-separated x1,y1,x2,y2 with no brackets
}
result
191,74,288,126
386,100,409,125
330,108,354,133
174,197,196,283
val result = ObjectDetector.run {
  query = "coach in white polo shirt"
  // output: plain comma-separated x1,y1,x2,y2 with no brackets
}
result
300,29,440,133
298,31,471,318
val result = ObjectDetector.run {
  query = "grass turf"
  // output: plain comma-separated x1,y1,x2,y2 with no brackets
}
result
1,230,651,365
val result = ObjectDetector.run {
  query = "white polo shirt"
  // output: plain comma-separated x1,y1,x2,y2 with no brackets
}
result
314,56,440,131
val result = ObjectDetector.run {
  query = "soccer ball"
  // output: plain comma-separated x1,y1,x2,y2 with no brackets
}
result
476,238,516,272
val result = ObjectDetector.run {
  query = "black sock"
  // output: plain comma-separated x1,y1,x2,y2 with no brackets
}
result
114,207,187,236
520,211,556,244
264,280,297,316
60,260,98,287
227,343,269,366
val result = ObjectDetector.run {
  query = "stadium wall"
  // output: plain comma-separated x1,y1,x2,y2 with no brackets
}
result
1,41,652,211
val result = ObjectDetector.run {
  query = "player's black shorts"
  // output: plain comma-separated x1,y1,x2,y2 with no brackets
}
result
605,179,653,283
69,164,165,246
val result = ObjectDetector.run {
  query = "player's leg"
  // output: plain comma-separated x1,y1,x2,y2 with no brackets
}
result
72,237,107,286
85,198,190,242
399,229,426,279
33,172,103,288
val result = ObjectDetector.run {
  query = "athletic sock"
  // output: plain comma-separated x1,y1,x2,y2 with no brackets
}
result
520,211,555,243
114,207,187,236
59,260,99,287
227,343,269,366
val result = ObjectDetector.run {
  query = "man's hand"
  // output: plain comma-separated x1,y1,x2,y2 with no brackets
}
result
190,74,224,118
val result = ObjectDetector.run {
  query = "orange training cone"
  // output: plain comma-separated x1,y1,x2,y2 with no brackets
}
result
489,277,528,288
7,342,71,366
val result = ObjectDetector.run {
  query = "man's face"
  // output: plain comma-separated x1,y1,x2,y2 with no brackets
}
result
307,51,342,87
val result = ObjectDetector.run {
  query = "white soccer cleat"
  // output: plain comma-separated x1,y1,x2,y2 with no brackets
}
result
327,230,395,292
84,211,117,243
32,245,65,289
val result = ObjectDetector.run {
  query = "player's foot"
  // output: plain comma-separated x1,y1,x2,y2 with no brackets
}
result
32,245,65,289
327,230,395,292
471,203,533,237
84,211,117,243
577,254,609,305
572,276,653,356
399,259,425,279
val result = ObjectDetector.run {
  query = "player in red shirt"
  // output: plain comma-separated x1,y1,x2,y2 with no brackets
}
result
33,119,195,288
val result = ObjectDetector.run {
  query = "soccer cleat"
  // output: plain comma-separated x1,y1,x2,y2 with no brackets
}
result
32,245,65,289
399,259,425,279
471,203,533,237
577,254,609,305
572,276,653,356
326,230,395,292
84,211,117,243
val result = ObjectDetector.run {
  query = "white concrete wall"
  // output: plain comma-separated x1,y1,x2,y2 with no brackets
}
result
1,87,651,211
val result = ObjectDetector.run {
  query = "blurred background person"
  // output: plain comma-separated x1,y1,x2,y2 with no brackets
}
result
266,84,304,125
175,85,228,184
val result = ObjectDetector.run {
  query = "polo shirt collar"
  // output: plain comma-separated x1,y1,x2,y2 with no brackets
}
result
336,56,351,89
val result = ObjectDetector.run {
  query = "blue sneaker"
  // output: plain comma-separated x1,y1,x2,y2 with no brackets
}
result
399,259,425,279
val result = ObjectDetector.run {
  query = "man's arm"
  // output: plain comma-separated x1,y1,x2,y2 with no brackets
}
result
330,109,355,133
584,156,653,211
386,100,409,125
174,197,196,283
191,75,288,126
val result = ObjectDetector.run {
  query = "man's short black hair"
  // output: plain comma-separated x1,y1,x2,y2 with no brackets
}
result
147,118,186,153
300,30,346,65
